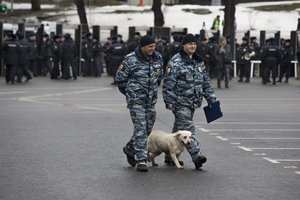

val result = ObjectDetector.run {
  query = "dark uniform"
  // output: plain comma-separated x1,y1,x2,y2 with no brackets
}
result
92,37,103,77
278,40,292,83
207,37,218,78
61,34,77,80
126,32,141,54
236,37,253,82
249,37,261,77
103,37,112,74
27,33,39,77
16,32,32,82
261,38,281,85
82,33,93,77
40,33,53,76
107,37,126,84
197,38,213,73
167,41,181,58
50,35,62,79
2,34,20,84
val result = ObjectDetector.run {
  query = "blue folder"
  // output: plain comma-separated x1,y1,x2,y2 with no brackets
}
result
203,101,223,123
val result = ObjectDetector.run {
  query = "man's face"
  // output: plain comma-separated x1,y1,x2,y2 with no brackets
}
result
183,42,197,56
141,43,156,57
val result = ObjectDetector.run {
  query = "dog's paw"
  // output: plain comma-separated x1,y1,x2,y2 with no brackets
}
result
176,166,184,170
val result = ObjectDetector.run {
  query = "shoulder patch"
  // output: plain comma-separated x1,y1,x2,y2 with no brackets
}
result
118,64,125,71
166,66,172,74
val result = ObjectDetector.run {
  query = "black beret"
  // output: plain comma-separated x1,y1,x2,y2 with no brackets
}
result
85,32,92,38
182,33,197,45
242,36,249,41
43,32,49,37
64,33,71,38
28,32,35,37
140,35,155,47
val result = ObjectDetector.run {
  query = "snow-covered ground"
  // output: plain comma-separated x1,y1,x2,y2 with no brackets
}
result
3,1,300,41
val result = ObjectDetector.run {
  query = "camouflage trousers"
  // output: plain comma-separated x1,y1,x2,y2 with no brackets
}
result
172,106,203,161
127,104,156,164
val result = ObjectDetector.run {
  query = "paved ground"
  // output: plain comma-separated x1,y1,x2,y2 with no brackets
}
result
0,75,299,200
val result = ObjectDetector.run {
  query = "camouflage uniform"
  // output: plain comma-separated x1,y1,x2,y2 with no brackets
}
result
163,49,216,162
115,47,163,165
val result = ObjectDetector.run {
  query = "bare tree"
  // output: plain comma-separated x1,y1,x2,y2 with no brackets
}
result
31,0,41,11
223,0,236,37
222,0,236,59
74,0,89,33
152,0,164,27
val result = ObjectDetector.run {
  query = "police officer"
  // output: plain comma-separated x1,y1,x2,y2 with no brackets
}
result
162,33,217,169
115,35,164,172
16,32,32,82
197,36,213,73
261,38,281,85
126,32,141,54
277,39,292,83
236,37,253,83
207,37,218,78
91,36,103,77
2,33,20,84
249,36,261,77
27,32,39,77
167,34,182,61
82,33,93,77
108,35,126,85
40,33,53,76
50,35,62,79
61,33,77,80
103,37,112,74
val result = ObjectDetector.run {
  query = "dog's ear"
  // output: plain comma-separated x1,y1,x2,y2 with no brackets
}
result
174,132,181,137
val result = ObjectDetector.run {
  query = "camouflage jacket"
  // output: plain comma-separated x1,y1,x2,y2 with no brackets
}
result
163,49,216,109
115,46,163,108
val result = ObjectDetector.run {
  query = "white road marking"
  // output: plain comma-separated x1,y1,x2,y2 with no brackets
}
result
19,88,111,102
197,122,300,125
239,147,300,151
227,137,300,140
209,129,300,132
276,159,300,162
230,142,241,145
295,171,300,175
0,91,27,95
77,106,116,112
238,146,252,152
254,153,266,156
216,136,228,141
17,88,118,112
283,166,297,169
220,98,300,101
250,148,300,150
263,157,280,164
198,128,209,132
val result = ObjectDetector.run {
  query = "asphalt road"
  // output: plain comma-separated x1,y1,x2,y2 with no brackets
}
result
0,75,299,200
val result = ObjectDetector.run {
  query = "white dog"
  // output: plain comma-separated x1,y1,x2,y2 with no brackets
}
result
147,130,192,169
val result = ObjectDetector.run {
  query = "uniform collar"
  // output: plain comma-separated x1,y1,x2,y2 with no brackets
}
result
179,48,203,64
135,46,159,62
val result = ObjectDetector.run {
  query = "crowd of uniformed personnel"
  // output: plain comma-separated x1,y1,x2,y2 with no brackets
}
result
1,29,296,87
